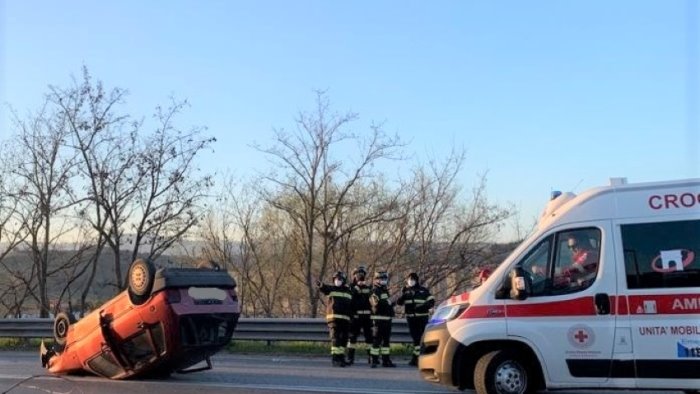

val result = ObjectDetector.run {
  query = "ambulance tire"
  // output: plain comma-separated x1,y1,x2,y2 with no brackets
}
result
474,350,533,394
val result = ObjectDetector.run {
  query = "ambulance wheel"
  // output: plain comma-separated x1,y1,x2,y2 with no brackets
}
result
128,259,156,305
474,350,533,394
53,312,71,347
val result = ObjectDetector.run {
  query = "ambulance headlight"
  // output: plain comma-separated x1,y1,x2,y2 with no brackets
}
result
428,303,469,325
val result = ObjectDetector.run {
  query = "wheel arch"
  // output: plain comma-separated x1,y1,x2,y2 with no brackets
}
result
452,339,546,391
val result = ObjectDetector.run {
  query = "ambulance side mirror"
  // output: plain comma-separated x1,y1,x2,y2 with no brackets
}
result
509,267,530,301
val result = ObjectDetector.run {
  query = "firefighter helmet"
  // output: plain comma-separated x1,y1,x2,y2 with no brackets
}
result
353,265,367,281
333,271,347,283
374,271,389,284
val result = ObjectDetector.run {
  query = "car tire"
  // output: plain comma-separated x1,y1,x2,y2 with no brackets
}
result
53,312,71,347
127,258,156,305
474,349,533,394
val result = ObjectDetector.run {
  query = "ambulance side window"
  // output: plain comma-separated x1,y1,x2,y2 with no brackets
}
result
519,236,552,297
622,219,700,289
551,228,601,295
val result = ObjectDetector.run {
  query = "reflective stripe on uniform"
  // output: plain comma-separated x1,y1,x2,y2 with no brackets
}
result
356,310,371,315
329,291,352,299
406,313,430,317
403,300,415,304
326,314,350,321
370,315,391,320
380,293,389,299
370,347,380,356
380,347,390,355
331,346,345,355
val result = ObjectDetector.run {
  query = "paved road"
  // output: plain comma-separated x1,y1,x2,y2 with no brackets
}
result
0,352,685,394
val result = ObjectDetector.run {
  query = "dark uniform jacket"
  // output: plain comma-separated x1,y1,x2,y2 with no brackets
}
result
350,281,372,319
397,285,435,317
319,284,353,321
369,285,394,320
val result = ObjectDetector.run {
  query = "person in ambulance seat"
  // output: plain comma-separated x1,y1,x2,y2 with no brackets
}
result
396,272,435,366
317,271,353,367
346,265,373,365
557,233,599,289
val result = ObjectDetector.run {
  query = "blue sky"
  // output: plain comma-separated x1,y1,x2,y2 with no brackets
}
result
1,1,698,239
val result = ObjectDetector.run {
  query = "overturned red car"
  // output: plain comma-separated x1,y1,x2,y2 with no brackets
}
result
41,259,240,379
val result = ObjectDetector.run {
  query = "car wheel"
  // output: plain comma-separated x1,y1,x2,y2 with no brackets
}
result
128,258,156,305
474,350,533,394
53,312,71,347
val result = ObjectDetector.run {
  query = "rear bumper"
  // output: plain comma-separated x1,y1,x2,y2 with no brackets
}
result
418,322,459,387
174,312,238,352
150,312,239,374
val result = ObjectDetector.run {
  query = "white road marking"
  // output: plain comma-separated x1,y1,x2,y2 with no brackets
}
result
0,374,452,394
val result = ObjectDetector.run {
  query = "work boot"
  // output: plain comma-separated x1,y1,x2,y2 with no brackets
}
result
382,355,396,368
370,355,380,368
408,355,418,366
332,355,347,367
346,348,355,365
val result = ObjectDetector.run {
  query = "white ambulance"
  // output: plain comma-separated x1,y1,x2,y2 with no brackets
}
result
419,178,700,394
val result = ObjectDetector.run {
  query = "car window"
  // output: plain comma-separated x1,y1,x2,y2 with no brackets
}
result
511,228,601,297
519,236,552,297
551,228,601,295
87,351,124,378
151,323,166,356
622,219,700,289
121,331,156,368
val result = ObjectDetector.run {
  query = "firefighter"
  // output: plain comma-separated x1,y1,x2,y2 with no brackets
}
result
317,271,353,367
347,265,373,365
396,272,435,366
369,270,395,368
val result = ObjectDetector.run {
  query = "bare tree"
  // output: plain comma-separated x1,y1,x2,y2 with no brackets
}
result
127,100,215,287
200,177,293,317
0,165,30,317
5,99,84,317
391,150,513,298
0,170,26,262
49,67,139,307
254,91,404,317
51,69,214,292
1,67,216,321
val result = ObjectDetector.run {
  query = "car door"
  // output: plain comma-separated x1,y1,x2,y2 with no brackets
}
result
504,222,618,384
617,217,700,390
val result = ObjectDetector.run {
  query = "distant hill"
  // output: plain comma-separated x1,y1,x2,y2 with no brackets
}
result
0,248,197,310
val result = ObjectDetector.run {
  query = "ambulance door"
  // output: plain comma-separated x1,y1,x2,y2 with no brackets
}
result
617,218,700,389
504,222,618,384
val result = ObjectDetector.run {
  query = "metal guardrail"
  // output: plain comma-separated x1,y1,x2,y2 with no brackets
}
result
0,318,413,344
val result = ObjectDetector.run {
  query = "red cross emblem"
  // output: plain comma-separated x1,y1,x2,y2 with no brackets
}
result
574,330,588,343
568,325,595,348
